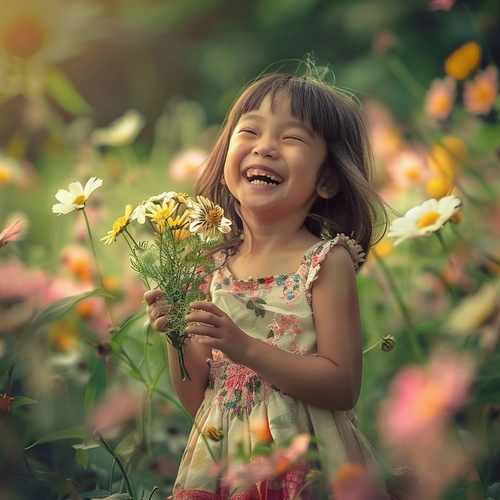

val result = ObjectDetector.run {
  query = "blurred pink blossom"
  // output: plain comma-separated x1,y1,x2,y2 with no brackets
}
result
169,148,207,183
379,350,475,446
428,0,456,11
221,433,310,493
0,219,25,248
385,147,431,188
463,65,499,115
424,76,456,121
90,385,143,435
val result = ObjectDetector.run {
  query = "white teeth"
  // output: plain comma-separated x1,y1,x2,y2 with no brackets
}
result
246,168,282,185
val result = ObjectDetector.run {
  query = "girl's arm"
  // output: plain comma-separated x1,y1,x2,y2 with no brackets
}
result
185,245,363,411
144,289,212,417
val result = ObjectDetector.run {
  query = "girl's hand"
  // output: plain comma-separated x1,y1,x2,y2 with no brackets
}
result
185,301,254,364
144,289,171,332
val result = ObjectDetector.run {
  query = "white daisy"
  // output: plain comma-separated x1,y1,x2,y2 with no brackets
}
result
387,195,462,246
90,109,146,147
52,176,103,215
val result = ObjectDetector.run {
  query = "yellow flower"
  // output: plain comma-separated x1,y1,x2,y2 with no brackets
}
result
146,198,179,234
202,425,224,442
427,136,467,179
444,41,482,80
189,196,232,238
52,176,103,215
100,204,133,245
425,175,454,199
167,210,192,243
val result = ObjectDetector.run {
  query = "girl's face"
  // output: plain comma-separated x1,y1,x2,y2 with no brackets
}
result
223,94,327,223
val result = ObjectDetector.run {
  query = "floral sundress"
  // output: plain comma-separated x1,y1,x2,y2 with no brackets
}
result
171,235,378,499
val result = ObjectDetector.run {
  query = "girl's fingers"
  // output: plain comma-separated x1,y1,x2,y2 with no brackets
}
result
144,289,166,305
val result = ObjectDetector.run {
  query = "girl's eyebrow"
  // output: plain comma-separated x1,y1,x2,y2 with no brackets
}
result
238,113,315,137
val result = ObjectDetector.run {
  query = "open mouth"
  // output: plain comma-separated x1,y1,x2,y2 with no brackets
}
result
245,167,283,186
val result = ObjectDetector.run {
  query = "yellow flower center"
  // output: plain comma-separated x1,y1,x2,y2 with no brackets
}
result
205,208,222,228
72,194,86,205
473,82,494,104
405,167,421,181
417,211,440,229
2,17,46,59
0,167,12,184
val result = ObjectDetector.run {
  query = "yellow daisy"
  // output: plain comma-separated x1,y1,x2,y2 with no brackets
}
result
100,204,133,245
146,198,179,234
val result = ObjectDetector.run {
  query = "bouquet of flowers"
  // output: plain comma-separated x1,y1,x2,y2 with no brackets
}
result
101,191,232,380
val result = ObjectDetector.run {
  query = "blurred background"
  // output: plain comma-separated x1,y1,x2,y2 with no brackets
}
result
1,0,499,499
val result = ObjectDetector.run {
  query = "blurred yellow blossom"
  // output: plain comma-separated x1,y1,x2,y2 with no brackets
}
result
427,136,467,179
444,41,482,80
425,175,454,199
463,65,499,115
0,0,103,98
0,153,22,185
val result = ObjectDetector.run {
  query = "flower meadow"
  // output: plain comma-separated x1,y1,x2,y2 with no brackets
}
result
0,1,499,499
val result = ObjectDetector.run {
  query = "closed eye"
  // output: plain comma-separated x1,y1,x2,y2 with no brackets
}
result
283,135,306,143
238,128,257,135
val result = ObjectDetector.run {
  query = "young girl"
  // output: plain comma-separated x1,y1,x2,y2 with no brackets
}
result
145,70,388,499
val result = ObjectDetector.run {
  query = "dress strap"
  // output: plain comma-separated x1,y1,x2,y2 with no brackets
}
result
304,234,365,304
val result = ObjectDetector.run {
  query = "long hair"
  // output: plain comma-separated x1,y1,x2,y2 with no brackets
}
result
196,72,387,267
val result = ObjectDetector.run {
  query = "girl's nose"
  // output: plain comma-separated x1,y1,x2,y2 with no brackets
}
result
252,138,278,158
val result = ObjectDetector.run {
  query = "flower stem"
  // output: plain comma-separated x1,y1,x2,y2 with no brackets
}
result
374,251,424,362
434,231,459,306
98,433,134,497
82,208,116,330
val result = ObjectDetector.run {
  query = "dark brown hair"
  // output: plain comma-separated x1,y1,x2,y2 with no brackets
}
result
196,72,387,267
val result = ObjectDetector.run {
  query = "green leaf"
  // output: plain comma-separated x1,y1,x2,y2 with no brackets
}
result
110,310,147,347
85,358,106,414
0,350,21,375
25,425,87,450
75,447,89,469
11,395,38,411
28,288,115,334
45,67,93,116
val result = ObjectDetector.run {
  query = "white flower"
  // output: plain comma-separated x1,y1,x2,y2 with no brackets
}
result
52,177,103,215
90,109,146,146
387,195,462,246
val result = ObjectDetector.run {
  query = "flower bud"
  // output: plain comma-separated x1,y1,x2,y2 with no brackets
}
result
381,335,396,352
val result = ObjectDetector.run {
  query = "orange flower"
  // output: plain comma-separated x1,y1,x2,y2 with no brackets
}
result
426,175,454,199
463,65,499,115
424,77,456,121
444,41,482,80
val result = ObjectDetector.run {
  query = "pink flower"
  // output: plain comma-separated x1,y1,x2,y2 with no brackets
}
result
463,65,499,115
424,77,456,121
222,434,310,492
0,219,25,248
379,350,475,446
169,148,207,183
90,385,143,435
385,147,431,188
428,0,456,10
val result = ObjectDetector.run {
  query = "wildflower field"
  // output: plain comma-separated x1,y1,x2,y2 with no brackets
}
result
0,0,499,499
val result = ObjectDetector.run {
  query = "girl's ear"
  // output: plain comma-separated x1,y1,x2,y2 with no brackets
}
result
316,172,339,199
